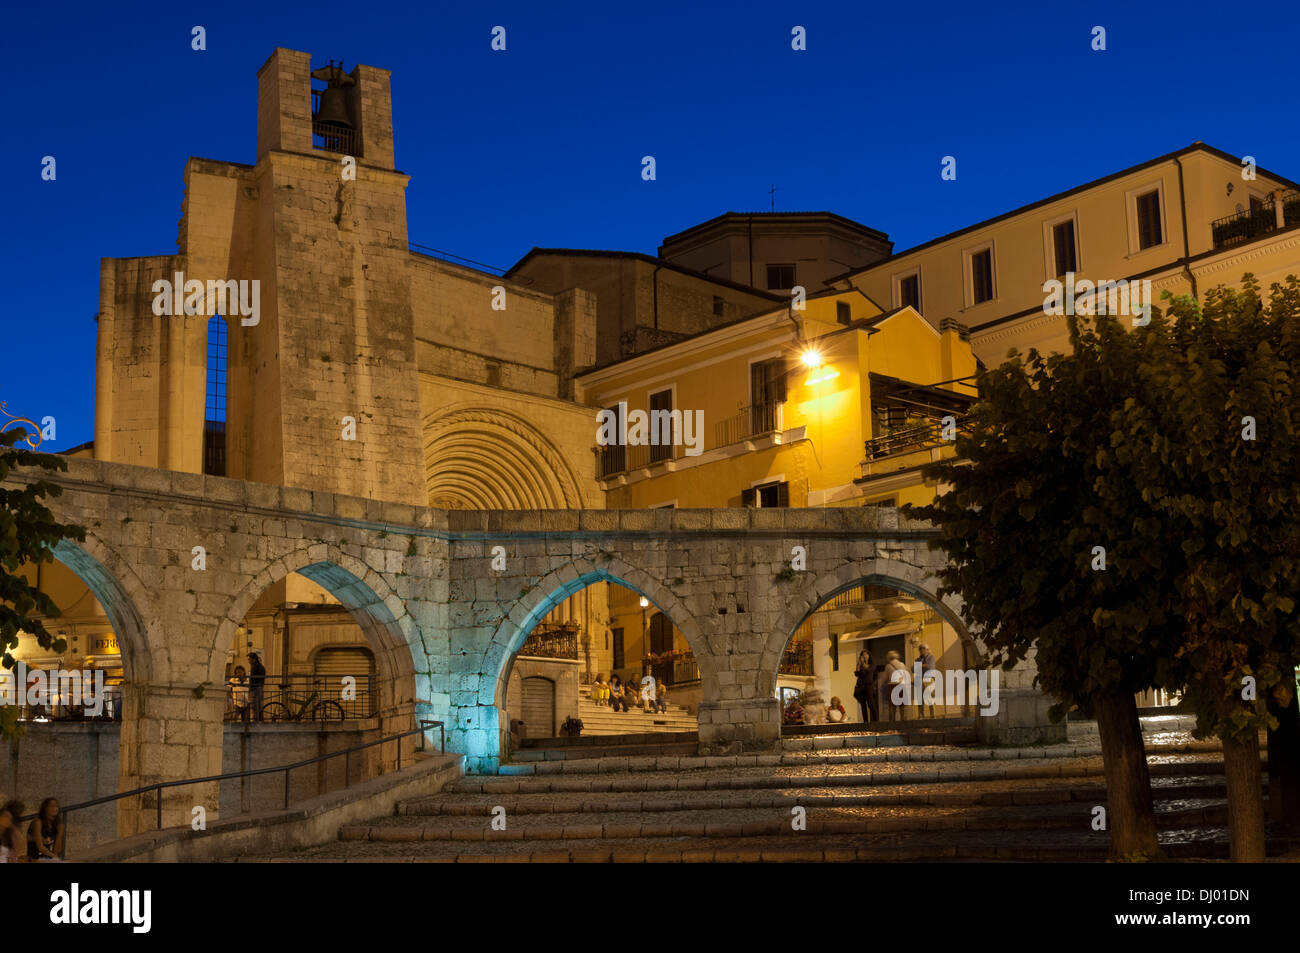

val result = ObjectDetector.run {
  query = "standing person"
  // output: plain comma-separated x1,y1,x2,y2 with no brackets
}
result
917,643,938,718
0,801,25,863
853,650,876,723
878,650,909,722
639,668,657,712
27,798,65,861
227,665,249,722
247,653,266,722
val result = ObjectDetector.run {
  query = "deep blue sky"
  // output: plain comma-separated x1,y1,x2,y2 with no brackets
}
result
5,0,1296,447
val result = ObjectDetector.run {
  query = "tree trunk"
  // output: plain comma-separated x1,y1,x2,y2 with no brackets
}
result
1094,689,1160,859
1222,730,1267,861
1266,691,1300,831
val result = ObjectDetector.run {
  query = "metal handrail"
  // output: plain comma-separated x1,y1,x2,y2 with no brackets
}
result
16,719,445,834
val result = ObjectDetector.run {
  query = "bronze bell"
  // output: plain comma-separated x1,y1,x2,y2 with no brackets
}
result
311,60,355,129
315,85,352,129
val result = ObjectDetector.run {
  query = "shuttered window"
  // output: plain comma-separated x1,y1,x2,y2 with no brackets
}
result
1052,220,1077,276
970,249,994,304
1136,190,1163,249
520,676,555,739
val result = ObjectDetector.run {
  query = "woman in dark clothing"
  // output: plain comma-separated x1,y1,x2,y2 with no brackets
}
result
28,798,65,861
852,649,876,723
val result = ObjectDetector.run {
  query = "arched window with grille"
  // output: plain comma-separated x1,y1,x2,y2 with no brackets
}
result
204,315,227,476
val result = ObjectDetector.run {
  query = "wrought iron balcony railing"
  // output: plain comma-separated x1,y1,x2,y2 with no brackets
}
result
779,640,814,677
519,623,579,660
863,417,967,461
1210,191,1300,250
1211,201,1278,249
713,400,784,447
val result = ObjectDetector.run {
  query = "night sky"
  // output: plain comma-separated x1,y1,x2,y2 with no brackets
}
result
5,0,1292,445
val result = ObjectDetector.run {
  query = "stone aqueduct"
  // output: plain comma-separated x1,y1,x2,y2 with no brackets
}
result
13,456,1045,835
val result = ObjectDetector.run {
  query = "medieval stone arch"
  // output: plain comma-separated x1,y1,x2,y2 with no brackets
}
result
486,553,712,713
214,544,420,731
52,532,154,684
761,556,982,688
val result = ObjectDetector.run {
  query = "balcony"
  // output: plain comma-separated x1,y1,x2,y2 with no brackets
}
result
518,622,579,660
713,400,784,447
644,650,700,686
863,417,968,462
779,640,814,677
594,401,783,480
1210,191,1300,250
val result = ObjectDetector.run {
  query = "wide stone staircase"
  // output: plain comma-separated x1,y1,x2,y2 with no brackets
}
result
236,717,1294,862
568,684,698,736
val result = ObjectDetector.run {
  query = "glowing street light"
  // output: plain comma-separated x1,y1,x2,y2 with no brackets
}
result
801,349,822,369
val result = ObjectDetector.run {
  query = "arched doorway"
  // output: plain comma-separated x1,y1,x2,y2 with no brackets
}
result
768,570,980,731
491,559,707,759
215,553,419,813
3,537,152,852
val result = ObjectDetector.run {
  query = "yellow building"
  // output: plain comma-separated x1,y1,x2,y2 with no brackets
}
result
829,143,1300,364
575,288,977,714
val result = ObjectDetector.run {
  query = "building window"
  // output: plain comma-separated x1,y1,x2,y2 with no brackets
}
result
969,248,995,304
898,273,921,312
749,358,786,434
649,388,674,463
766,263,795,290
612,627,625,671
1135,189,1163,250
836,301,851,324
712,295,725,316
742,480,789,508
203,315,227,476
599,403,626,476
648,613,672,655
1051,219,1078,276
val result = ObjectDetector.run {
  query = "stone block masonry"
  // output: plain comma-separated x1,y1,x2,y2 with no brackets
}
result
8,455,1053,833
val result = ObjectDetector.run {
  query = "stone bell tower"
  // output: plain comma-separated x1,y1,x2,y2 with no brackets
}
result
241,48,424,505
96,48,426,506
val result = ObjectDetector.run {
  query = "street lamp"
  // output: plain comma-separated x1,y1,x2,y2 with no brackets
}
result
639,596,650,706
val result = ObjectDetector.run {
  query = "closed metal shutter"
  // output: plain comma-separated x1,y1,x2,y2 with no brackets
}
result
313,647,375,718
520,676,555,739
313,646,375,678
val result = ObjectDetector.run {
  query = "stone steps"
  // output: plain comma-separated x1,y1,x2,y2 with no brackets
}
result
398,774,1233,817
235,824,1292,863
490,738,1224,780
338,799,1231,844
237,741,1263,863
573,694,698,734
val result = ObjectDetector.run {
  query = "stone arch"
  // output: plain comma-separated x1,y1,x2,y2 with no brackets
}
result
213,545,420,730
423,405,587,510
762,557,981,687
487,553,713,712
52,532,154,684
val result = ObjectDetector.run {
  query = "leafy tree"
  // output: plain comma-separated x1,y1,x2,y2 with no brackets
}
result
907,306,1178,859
0,426,86,738
1104,277,1300,859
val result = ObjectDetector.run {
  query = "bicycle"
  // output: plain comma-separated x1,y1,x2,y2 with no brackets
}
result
259,688,346,723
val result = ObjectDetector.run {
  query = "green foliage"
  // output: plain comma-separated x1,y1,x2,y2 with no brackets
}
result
907,274,1300,743
1103,276,1300,742
906,303,1175,718
0,428,86,694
